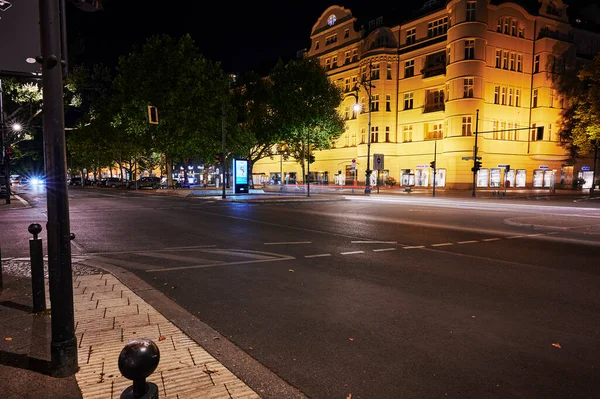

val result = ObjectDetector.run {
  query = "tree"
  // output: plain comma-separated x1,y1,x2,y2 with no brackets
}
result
269,57,345,182
557,54,600,157
113,34,228,188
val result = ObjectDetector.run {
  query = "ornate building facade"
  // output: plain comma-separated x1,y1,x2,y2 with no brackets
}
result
253,0,600,190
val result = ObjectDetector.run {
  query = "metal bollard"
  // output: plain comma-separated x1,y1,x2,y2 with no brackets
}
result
119,338,160,399
28,223,46,313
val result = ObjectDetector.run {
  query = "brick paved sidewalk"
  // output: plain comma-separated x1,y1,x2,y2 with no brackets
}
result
74,273,260,399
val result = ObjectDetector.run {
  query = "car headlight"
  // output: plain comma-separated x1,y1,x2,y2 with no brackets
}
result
30,177,43,185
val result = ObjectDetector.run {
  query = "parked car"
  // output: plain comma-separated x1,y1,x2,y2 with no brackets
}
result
69,177,83,186
129,176,161,189
104,177,126,188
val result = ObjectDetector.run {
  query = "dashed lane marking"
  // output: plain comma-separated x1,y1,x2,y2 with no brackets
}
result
482,238,501,242
264,241,312,245
305,253,332,258
506,236,524,239
403,246,425,249
457,240,478,244
340,251,365,255
527,233,545,237
373,248,397,252
351,240,398,244
431,243,453,247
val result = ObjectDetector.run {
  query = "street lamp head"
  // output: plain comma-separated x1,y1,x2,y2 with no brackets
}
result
353,103,362,112
11,123,23,132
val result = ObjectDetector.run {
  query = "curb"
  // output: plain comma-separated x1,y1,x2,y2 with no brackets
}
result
80,259,308,399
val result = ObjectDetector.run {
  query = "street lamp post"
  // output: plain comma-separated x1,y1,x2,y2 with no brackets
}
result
0,79,11,204
350,62,375,194
591,139,598,198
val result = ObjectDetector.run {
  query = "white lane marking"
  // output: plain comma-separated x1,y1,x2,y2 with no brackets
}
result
340,251,365,255
373,248,396,252
547,232,560,235
527,233,545,237
264,241,312,245
482,238,501,242
13,194,30,207
351,241,397,244
506,235,523,239
403,246,425,249
457,240,478,244
71,239,84,253
431,243,453,247
305,253,331,258
146,256,295,272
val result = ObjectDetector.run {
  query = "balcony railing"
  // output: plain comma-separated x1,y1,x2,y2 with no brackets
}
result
423,103,445,113
421,63,446,78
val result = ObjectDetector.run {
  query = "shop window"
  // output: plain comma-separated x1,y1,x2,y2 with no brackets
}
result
490,168,501,188
431,168,446,187
516,169,526,187
401,169,415,186
477,169,489,187
415,169,429,186
533,170,545,187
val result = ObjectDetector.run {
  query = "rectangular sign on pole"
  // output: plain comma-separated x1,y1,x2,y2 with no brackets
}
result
373,153,384,170
233,158,249,194
0,0,41,75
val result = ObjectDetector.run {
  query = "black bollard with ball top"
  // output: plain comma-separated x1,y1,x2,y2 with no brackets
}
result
28,223,46,313
119,338,161,399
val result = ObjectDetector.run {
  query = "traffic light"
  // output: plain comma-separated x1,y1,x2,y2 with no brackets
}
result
505,164,510,174
147,105,159,124
471,160,482,172
430,161,436,169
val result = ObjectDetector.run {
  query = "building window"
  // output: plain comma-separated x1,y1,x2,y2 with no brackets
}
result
508,88,514,106
501,87,506,105
500,121,506,140
427,17,448,38
427,123,443,140
344,105,351,120
361,128,366,144
386,94,391,112
462,116,472,136
497,19,502,32
464,39,475,60
387,63,392,79
509,53,515,70
344,29,350,38
403,125,413,142
534,55,540,73
361,66,367,81
492,120,499,139
494,86,500,104
531,123,537,141
371,126,379,143
352,76,358,90
371,94,380,112
548,123,552,141
463,78,474,98
344,132,350,147
315,41,319,50
518,27,524,38
513,122,519,140
325,34,337,46
517,54,523,72
332,56,338,68
325,58,331,70
371,62,380,80
385,126,391,142
352,49,358,62
511,20,517,36
351,130,356,146
404,92,414,110
447,46,451,65
425,88,445,112
515,89,520,107
550,89,555,107
345,78,350,92
532,89,538,108
345,51,350,64
495,49,501,68
502,50,509,69
503,18,510,34
405,60,414,78
466,1,476,21
406,28,416,45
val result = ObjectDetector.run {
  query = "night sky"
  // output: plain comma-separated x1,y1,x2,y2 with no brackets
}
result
66,0,369,75
66,0,595,76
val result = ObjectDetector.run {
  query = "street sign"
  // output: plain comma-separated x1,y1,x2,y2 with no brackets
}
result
0,0,41,75
373,153,384,170
581,166,591,171
416,164,429,168
462,156,482,161
539,165,549,169
351,158,356,171
498,164,508,168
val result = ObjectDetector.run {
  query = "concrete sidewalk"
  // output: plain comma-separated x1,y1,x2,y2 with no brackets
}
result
0,257,305,399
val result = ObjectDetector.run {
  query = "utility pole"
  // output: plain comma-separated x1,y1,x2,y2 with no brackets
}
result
221,100,226,199
307,128,311,197
0,79,11,204
364,61,374,195
471,109,479,197
39,0,77,377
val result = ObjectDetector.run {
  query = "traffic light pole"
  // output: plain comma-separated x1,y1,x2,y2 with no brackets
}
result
39,0,78,377
432,139,437,197
471,109,479,197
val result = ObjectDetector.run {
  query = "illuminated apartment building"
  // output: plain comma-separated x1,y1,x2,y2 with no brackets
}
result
252,0,600,190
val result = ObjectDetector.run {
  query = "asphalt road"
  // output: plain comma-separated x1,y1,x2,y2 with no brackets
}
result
2,186,600,399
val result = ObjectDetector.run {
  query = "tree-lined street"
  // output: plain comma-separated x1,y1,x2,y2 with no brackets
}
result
2,187,599,398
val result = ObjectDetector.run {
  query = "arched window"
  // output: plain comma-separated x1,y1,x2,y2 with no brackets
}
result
327,14,337,26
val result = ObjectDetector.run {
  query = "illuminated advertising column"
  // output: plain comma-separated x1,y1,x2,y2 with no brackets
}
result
233,158,249,193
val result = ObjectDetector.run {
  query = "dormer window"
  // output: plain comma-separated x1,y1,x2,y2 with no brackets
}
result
327,14,337,26
325,34,337,46
315,41,319,50
344,29,349,38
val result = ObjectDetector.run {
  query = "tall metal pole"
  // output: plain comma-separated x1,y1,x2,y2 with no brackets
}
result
471,109,479,197
221,100,226,199
432,139,437,197
591,140,598,198
307,129,311,197
365,88,372,194
0,79,11,204
39,0,78,377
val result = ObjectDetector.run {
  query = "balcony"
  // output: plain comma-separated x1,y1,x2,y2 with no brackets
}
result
423,103,445,113
421,63,446,78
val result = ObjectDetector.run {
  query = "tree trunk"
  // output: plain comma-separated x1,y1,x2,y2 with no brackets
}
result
166,154,173,189
248,160,254,189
